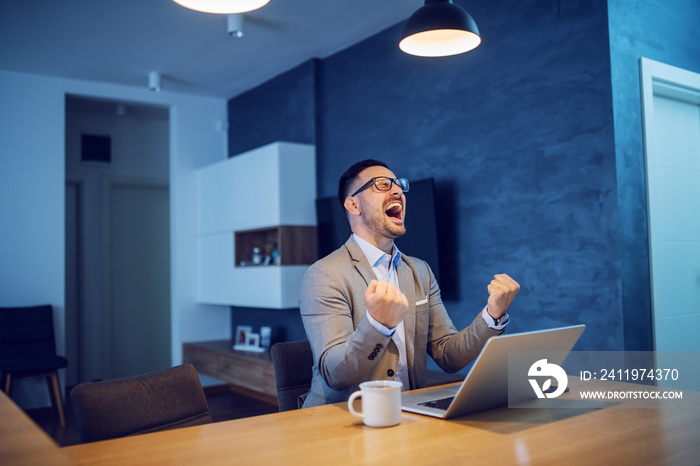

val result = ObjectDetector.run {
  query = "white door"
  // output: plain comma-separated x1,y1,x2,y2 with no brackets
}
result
641,58,700,388
104,180,171,379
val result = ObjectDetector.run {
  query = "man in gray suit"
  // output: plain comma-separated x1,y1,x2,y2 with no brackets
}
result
300,159,519,408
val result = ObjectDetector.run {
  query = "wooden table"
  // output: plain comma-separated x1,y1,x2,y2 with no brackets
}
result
0,390,73,466
62,379,700,465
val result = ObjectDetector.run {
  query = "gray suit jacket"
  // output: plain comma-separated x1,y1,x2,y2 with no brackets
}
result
299,236,503,408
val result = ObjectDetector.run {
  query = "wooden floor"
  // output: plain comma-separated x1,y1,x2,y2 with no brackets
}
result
25,385,280,447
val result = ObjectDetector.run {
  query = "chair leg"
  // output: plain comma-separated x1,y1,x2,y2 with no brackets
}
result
2,373,11,395
47,371,66,428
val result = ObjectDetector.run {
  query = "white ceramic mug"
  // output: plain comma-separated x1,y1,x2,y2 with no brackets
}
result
347,380,403,427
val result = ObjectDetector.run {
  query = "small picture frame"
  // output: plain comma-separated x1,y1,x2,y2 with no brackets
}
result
233,326,265,352
247,333,260,348
235,325,252,346
260,326,272,349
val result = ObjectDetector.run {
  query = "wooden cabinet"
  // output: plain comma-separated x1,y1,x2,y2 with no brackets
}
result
183,340,276,401
196,142,316,308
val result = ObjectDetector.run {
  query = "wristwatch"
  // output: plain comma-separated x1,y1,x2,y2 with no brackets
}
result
493,313,509,327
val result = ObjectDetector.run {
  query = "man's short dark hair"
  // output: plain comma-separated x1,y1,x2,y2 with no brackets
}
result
337,159,389,208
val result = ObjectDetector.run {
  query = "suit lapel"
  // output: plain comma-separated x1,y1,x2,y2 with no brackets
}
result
345,236,375,287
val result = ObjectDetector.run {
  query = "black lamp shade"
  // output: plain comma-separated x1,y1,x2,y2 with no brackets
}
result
400,0,481,57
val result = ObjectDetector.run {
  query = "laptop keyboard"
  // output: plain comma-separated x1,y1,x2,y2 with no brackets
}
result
418,396,454,411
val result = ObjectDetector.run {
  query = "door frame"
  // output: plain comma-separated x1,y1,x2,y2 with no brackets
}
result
639,57,700,350
65,177,86,387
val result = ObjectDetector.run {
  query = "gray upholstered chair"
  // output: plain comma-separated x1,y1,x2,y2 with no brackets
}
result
0,304,68,427
270,340,313,411
70,363,212,443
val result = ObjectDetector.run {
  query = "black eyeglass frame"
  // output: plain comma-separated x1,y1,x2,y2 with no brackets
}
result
350,176,410,197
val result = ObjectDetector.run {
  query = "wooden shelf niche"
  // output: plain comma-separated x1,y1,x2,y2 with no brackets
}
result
235,226,316,267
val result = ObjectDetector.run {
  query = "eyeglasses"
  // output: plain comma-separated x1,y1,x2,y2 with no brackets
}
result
350,176,410,197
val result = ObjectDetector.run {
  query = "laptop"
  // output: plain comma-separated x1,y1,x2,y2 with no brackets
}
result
401,324,586,419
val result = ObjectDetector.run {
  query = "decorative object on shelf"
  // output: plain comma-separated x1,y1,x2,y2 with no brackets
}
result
252,247,262,265
272,245,280,265
246,333,260,348
234,325,252,346
261,242,274,265
233,325,265,352
260,326,272,350
399,0,481,58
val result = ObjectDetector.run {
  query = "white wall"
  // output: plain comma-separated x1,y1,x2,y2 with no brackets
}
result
0,69,230,406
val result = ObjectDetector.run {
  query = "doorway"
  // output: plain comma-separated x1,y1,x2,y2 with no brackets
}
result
640,58,700,357
65,96,171,383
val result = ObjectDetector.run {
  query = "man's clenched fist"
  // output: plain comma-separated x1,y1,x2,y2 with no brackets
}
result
486,273,520,319
365,280,408,329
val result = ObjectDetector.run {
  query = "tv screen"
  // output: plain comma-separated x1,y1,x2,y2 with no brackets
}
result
315,178,440,283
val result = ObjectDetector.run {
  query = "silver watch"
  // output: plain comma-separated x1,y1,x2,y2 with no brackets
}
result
493,313,509,326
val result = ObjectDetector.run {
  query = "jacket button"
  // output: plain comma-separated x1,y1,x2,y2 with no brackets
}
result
369,355,375,360
375,343,383,350
387,369,395,377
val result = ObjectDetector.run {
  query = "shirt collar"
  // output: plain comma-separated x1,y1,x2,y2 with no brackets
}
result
353,233,401,269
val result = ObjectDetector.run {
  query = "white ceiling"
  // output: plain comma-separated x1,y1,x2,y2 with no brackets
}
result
0,0,420,99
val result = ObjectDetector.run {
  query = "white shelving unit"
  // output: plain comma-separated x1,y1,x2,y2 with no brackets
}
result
196,142,316,308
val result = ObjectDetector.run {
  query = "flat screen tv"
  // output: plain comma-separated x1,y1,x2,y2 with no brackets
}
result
315,178,440,283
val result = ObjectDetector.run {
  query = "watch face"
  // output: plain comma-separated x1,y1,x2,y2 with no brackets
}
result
496,314,509,325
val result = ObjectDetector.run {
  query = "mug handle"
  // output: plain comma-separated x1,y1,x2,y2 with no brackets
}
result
347,390,363,419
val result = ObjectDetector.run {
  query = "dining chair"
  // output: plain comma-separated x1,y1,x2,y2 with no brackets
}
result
270,340,313,411
70,363,213,443
0,304,68,428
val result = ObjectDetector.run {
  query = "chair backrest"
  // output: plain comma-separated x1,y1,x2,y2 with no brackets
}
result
70,363,213,443
270,340,313,411
0,305,59,360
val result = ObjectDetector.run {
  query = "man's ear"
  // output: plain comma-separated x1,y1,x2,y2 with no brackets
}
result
344,196,361,217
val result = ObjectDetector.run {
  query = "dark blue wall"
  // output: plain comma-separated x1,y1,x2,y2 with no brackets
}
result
317,0,618,353
228,59,317,156
226,0,699,355
609,0,700,351
227,61,319,344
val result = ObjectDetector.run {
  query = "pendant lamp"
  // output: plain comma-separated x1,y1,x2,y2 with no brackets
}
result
399,0,481,57
172,0,269,14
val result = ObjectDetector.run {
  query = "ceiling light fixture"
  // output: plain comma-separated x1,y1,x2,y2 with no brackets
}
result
149,72,162,92
227,14,244,38
172,0,269,14
399,0,481,58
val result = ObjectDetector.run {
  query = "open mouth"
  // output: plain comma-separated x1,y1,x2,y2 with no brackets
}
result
385,201,403,221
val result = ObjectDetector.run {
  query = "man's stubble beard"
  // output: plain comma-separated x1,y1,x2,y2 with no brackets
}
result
359,197,406,240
